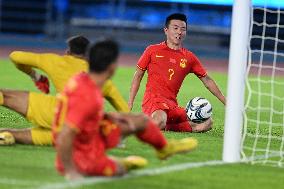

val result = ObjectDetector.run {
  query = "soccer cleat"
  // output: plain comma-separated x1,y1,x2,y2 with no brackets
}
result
156,137,198,160
0,132,15,145
34,75,50,94
118,156,148,171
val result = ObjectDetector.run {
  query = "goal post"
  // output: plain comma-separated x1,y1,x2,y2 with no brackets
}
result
223,0,284,166
222,0,251,163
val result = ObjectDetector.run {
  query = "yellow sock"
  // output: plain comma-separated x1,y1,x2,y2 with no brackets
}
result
0,92,3,105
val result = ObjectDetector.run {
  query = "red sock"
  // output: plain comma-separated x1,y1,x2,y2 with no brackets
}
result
136,120,167,150
167,107,188,124
165,122,192,132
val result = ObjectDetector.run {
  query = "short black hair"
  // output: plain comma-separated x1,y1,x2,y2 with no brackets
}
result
66,35,90,56
87,40,119,73
165,13,187,28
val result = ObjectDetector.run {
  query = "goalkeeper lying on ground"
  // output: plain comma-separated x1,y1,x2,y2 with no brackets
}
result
0,35,129,145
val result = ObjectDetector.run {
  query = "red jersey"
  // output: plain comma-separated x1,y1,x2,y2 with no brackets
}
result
137,42,207,102
53,72,108,174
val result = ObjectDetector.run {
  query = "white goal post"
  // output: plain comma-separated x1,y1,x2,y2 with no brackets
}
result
223,0,284,166
223,0,251,163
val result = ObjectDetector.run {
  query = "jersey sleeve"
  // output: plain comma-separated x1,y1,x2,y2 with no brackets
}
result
9,51,62,74
102,80,130,112
189,52,207,78
137,46,152,71
64,83,93,132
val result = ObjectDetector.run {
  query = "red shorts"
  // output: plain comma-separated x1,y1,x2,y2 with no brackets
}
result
56,119,121,176
142,93,192,132
142,93,178,116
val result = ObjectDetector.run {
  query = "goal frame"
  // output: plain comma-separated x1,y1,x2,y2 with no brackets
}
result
222,0,251,162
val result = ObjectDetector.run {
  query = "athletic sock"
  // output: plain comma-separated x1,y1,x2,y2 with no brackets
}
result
165,122,192,132
167,108,188,124
136,120,167,150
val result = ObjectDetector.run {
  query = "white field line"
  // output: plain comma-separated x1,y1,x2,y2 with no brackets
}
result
2,154,277,189
39,160,225,189
0,178,43,186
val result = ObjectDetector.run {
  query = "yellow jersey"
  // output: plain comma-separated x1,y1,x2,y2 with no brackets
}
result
10,51,129,112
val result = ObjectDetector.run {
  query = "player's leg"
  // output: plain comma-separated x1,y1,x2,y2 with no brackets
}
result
0,89,29,116
165,119,212,133
151,110,167,129
0,127,53,145
97,118,148,176
191,118,213,133
165,122,192,132
165,107,192,132
142,97,168,129
0,128,32,144
26,92,57,128
71,154,147,177
165,107,212,133
108,113,198,160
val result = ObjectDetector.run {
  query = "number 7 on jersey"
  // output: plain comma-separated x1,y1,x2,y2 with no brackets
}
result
168,68,174,80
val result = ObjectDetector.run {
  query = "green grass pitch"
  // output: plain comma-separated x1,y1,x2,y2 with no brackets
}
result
0,59,284,189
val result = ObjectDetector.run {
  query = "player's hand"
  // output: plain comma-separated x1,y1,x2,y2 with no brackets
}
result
105,113,135,131
65,170,83,180
34,75,50,94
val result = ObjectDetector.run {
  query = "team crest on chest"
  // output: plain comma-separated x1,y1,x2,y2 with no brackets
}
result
179,58,187,68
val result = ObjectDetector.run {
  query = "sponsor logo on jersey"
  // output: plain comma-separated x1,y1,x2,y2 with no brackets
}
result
170,58,176,63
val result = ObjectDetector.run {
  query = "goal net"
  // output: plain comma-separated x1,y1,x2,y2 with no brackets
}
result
242,2,284,167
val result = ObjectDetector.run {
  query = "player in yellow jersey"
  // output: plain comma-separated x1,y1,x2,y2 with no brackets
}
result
0,35,129,145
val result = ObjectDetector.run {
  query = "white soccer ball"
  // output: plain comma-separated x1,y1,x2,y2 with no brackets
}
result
185,97,212,123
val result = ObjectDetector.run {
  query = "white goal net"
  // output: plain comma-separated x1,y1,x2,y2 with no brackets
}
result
242,2,284,167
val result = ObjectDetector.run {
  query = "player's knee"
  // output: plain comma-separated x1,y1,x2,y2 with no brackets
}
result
1,90,28,105
151,110,167,129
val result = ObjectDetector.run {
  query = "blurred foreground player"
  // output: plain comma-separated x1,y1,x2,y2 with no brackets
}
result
0,35,129,145
53,40,198,179
128,13,226,133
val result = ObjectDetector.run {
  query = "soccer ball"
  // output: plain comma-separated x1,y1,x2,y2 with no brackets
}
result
185,97,212,123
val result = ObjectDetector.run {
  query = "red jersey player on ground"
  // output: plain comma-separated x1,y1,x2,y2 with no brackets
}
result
128,13,226,133
53,40,198,180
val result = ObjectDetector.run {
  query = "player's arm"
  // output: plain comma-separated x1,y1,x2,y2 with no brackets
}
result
9,51,61,78
128,68,145,110
56,124,83,180
199,75,226,105
103,80,130,112
128,47,151,110
10,51,61,93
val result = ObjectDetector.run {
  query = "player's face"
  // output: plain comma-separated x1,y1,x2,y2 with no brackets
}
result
164,20,187,46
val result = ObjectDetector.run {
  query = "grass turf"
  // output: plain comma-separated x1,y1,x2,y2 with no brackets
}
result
0,59,283,189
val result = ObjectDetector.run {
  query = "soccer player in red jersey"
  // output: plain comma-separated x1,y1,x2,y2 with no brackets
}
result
53,40,198,180
128,13,226,133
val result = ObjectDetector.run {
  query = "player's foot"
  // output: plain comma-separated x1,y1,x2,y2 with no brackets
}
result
156,137,198,160
34,75,50,94
118,156,148,171
0,132,15,145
